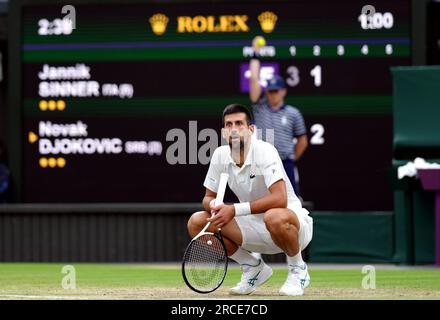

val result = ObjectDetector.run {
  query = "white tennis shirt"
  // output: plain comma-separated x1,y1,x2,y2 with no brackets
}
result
203,137,303,212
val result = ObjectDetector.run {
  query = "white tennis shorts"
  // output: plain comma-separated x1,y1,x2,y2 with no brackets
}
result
235,207,313,254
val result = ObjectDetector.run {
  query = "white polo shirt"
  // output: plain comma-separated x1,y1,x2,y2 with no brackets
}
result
203,137,303,212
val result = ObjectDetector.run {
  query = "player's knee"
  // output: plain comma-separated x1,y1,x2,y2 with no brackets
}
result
187,211,209,235
264,209,283,230
264,209,296,234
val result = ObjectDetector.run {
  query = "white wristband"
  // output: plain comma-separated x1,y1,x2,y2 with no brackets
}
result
234,202,251,217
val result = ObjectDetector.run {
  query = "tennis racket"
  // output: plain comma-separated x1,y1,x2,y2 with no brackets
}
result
182,172,229,293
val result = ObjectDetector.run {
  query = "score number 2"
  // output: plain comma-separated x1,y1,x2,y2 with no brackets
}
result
295,123,325,146
286,65,322,87
310,123,325,145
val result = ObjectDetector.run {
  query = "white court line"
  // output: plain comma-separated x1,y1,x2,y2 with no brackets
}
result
0,294,90,300
1,295,244,301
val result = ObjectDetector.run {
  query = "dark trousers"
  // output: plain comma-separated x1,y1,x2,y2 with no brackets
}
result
282,159,300,197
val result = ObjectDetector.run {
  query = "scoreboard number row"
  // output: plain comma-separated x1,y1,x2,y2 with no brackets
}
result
289,44,395,57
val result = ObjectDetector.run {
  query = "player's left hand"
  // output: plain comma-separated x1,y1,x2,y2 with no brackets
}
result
207,204,235,228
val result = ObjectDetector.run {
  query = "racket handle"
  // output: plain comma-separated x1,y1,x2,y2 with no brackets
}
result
215,173,229,207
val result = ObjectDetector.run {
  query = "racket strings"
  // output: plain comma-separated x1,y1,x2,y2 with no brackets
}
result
183,234,227,292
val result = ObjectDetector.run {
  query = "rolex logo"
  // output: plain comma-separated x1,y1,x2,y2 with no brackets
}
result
149,13,169,35
258,11,277,33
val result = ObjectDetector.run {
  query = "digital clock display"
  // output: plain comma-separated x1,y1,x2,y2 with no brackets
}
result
38,18,73,36
10,0,410,209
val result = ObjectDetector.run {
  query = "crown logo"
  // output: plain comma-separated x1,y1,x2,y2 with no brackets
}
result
149,13,169,35
258,11,277,33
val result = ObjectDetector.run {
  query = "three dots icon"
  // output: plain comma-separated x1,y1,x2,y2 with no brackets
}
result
39,157,66,168
39,100,66,111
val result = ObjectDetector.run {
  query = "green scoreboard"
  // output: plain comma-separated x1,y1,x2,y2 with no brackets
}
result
9,0,410,209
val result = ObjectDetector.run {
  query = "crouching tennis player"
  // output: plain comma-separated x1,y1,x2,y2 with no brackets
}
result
187,104,313,296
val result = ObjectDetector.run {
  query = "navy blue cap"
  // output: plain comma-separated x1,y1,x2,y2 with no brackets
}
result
266,75,286,91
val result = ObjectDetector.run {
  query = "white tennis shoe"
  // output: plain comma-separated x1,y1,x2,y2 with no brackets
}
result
229,259,273,295
279,263,310,296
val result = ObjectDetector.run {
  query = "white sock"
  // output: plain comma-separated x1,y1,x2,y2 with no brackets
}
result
250,252,262,260
229,247,260,267
286,251,304,267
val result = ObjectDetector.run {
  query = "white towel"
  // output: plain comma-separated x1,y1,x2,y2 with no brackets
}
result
397,157,440,179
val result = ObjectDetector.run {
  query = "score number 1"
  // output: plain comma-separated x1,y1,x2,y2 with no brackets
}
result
286,65,322,87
